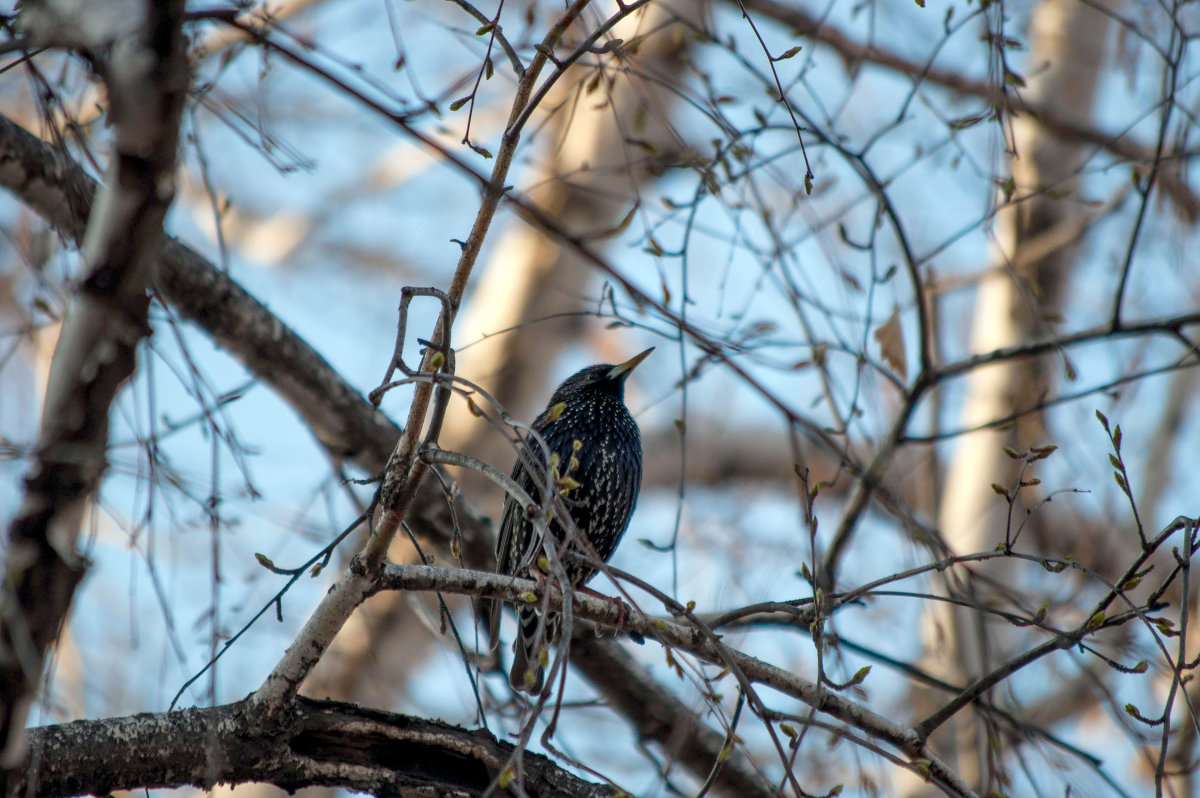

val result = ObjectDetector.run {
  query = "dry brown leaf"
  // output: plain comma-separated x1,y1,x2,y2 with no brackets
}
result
873,306,907,379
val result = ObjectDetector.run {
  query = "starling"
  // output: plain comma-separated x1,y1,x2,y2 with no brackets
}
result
490,348,652,694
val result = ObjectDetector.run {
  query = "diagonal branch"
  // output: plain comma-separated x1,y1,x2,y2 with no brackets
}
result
375,563,978,798
0,108,499,574
0,112,402,474
570,634,779,797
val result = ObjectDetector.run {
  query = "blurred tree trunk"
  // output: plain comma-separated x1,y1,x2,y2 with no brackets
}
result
906,0,1114,793
0,0,188,762
442,4,694,483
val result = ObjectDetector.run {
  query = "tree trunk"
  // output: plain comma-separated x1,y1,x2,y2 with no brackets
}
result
910,0,1114,792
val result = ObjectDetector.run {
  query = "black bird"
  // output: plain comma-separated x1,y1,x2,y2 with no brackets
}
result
490,348,652,694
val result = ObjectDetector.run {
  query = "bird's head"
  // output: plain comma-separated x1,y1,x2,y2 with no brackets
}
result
548,348,654,403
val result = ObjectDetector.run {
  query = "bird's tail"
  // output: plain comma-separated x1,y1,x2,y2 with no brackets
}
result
486,597,503,652
509,607,559,694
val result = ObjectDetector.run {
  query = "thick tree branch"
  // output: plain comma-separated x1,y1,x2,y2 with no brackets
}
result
8,697,610,798
0,0,188,766
0,113,402,472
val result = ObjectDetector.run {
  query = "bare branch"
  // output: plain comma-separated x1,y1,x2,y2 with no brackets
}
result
738,0,1200,221
375,563,979,798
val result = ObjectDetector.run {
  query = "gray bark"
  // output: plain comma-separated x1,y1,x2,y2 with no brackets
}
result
8,697,609,798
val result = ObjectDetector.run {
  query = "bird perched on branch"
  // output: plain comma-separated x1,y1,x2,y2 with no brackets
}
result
490,348,652,694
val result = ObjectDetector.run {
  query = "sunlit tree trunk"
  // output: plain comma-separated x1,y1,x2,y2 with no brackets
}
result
906,0,1114,792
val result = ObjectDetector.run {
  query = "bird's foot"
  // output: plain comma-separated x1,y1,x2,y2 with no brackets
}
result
577,587,644,644
527,566,558,602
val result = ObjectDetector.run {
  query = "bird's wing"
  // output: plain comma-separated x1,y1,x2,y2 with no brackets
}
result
488,437,544,648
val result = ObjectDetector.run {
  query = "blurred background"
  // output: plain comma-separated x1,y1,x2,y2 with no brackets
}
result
2,0,1199,795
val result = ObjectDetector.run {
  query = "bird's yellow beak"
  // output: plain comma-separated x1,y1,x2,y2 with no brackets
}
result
607,347,654,380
